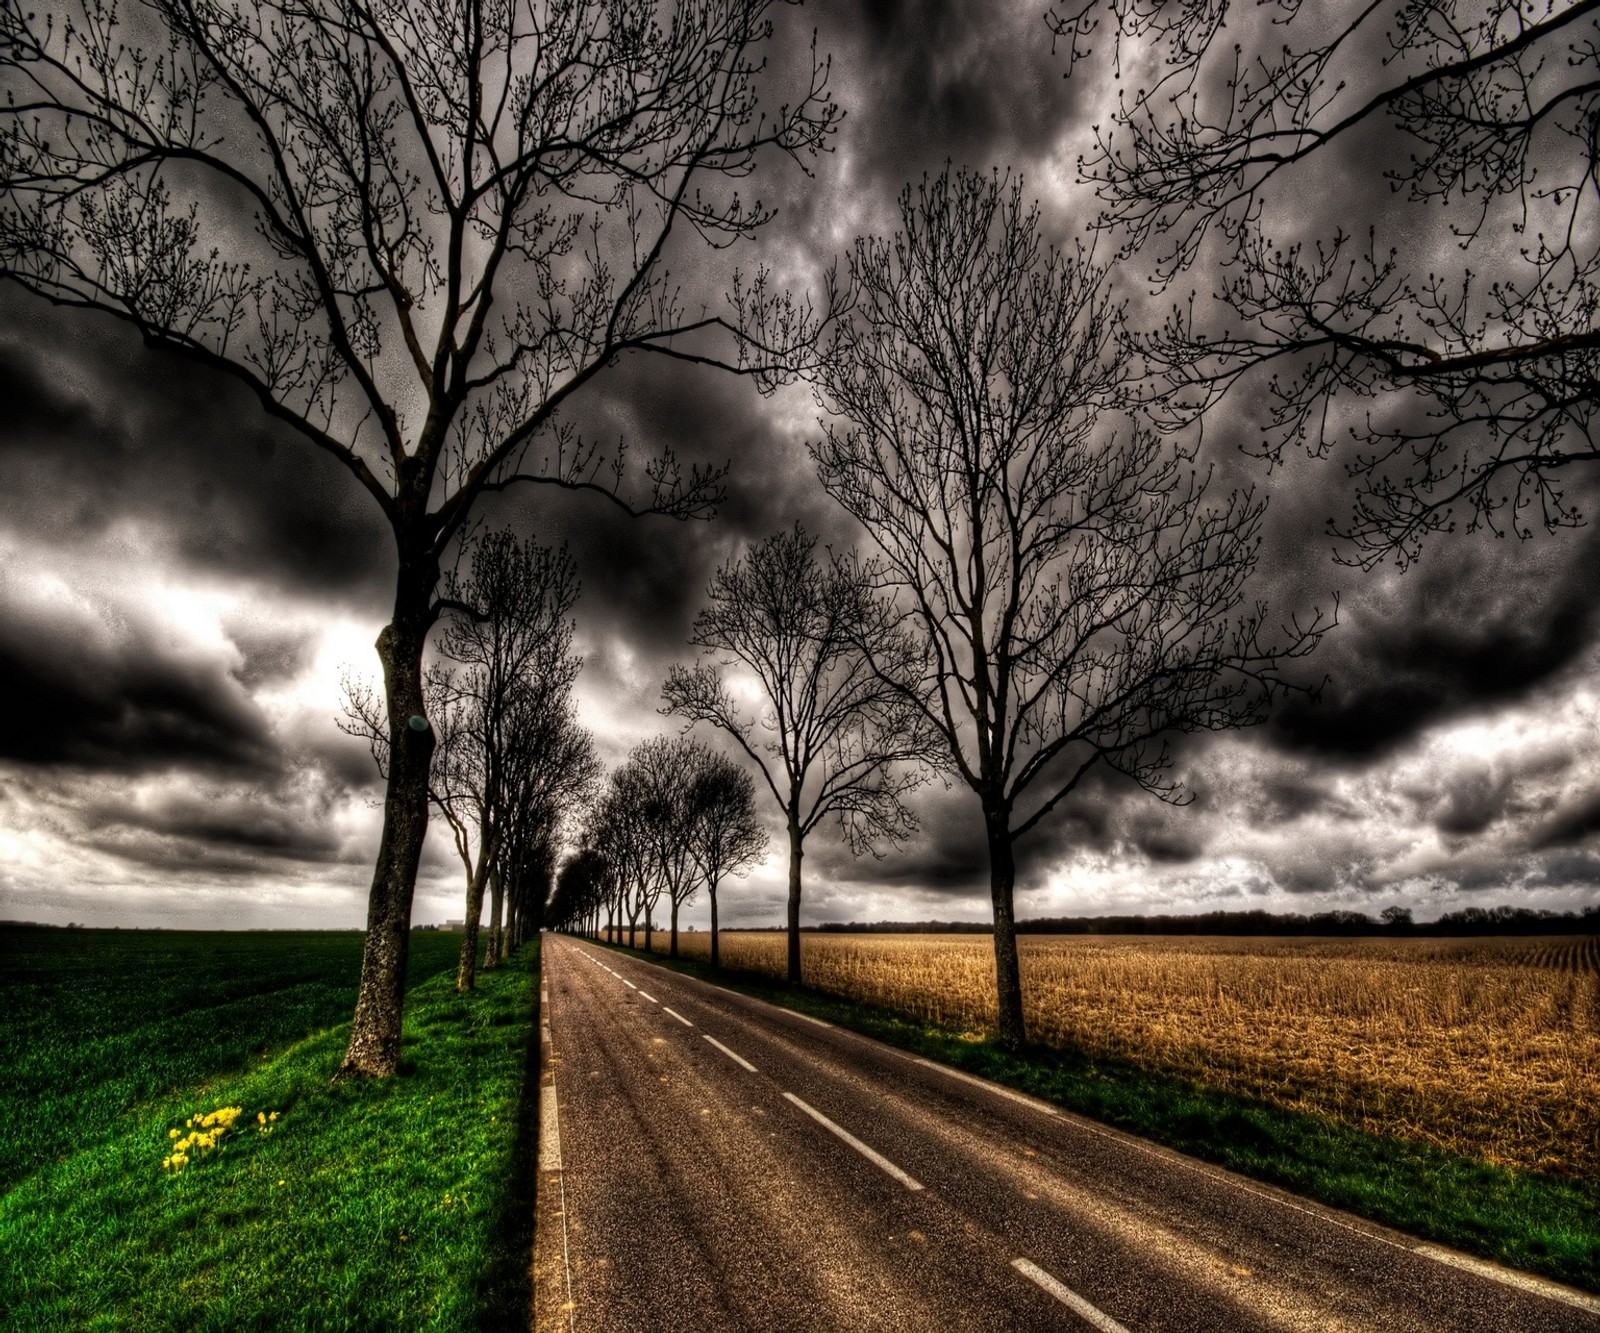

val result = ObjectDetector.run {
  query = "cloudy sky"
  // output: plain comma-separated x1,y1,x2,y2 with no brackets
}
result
2,0,1598,931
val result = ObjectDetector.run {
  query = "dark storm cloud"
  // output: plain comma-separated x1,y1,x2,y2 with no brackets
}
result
80,782,352,871
1530,791,1600,850
0,585,277,775
0,289,393,603
819,0,1088,195
1266,522,1600,761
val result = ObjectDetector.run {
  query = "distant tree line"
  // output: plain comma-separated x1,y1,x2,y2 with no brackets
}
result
812,906,1600,938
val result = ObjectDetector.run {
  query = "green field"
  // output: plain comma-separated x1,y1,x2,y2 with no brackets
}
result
0,926,541,1331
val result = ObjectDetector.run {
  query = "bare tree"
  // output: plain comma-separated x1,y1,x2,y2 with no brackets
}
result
485,696,598,965
626,734,711,959
687,750,767,968
0,0,839,1075
590,755,663,950
662,525,939,984
1057,0,1600,567
549,846,611,938
810,169,1330,1049
434,532,580,989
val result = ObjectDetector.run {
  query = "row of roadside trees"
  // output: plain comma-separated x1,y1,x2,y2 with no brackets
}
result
7,0,1595,1068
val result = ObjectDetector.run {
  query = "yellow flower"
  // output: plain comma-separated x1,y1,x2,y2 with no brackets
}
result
168,1128,180,1139
257,1112,265,1125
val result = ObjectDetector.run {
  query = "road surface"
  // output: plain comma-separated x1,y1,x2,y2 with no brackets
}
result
531,934,1600,1332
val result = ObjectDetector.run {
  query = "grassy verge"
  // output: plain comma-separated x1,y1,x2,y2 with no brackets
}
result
0,927,465,1192
594,937,1600,1294
0,930,541,1331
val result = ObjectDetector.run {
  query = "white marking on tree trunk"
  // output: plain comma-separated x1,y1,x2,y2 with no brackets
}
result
781,1092,924,1191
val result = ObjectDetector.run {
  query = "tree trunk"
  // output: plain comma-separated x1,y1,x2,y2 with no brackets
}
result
786,814,804,985
709,879,721,969
644,901,653,953
484,864,504,971
670,898,680,958
984,804,1026,1051
457,827,492,993
340,560,437,1078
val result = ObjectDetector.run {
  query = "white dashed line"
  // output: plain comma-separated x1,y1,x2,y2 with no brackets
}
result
785,1009,833,1028
1011,1259,1130,1332
637,991,658,1003
622,978,638,990
662,1007,694,1027
702,1034,758,1072
782,1092,924,1191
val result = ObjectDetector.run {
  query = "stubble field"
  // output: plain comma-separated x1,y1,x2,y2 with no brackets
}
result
644,930,1600,1176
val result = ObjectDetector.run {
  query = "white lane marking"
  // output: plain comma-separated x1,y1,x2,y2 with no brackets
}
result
637,991,658,1003
662,1007,694,1027
1415,1246,1600,1315
702,1034,758,1072
912,1058,1059,1116
782,1092,924,1192
786,1009,832,1028
539,1082,562,1173
1011,1259,1130,1332
622,978,638,990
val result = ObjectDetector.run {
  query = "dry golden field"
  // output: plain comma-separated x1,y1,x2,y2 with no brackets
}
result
633,929,1600,1176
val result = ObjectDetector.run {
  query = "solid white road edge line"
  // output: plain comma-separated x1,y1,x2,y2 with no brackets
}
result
662,1007,694,1027
781,1092,924,1192
1011,1259,1130,1333
702,1034,758,1072
1414,1246,1600,1315
539,1084,562,1173
912,1058,1059,1116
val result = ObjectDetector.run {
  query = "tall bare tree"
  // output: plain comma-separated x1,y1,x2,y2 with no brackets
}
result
811,169,1330,1049
1057,0,1600,566
434,532,581,990
687,750,767,968
0,0,840,1073
590,754,663,950
662,525,938,984
484,697,597,966
627,734,706,958
342,530,596,989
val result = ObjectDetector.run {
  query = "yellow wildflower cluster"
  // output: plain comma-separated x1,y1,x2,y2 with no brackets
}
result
160,1105,279,1173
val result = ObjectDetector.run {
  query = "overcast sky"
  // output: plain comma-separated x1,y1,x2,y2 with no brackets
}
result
2,0,1598,930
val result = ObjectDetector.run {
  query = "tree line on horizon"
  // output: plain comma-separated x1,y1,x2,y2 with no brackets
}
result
6,0,1598,1067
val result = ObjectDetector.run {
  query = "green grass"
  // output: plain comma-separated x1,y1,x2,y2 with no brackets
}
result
596,937,1600,1295
0,927,463,1192
0,927,542,1331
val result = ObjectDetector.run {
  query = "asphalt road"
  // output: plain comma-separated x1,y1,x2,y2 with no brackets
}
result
531,934,1600,1332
